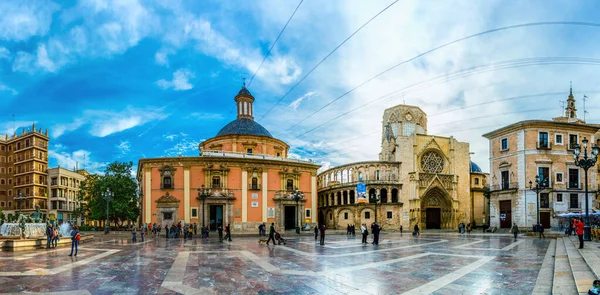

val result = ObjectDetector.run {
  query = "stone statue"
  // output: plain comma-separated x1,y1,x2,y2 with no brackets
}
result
31,205,43,223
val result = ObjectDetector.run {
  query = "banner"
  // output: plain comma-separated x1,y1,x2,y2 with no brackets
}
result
357,183,367,203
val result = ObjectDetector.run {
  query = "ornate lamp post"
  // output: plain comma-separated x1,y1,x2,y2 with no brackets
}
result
103,189,114,234
291,188,304,234
573,137,599,241
197,185,211,229
529,175,547,232
370,193,381,223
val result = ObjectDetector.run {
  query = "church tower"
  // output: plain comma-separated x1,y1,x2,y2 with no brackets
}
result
235,81,255,120
553,83,585,124
379,104,427,161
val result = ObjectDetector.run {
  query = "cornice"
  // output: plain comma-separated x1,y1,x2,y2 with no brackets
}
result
482,120,600,139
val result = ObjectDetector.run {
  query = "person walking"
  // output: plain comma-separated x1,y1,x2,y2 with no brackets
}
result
538,224,545,239
131,226,137,243
52,227,59,248
361,223,369,244
267,223,276,245
510,223,519,240
413,223,420,236
467,223,472,234
46,224,54,249
399,225,403,235
224,223,232,242
373,223,381,245
193,223,197,237
218,224,223,242
319,224,327,245
314,225,319,241
141,224,146,242
68,226,80,256
574,218,585,249
165,224,169,239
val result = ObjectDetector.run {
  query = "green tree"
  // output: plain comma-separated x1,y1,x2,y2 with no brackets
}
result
80,161,139,227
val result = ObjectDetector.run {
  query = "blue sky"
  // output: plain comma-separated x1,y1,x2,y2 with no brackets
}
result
2,0,600,175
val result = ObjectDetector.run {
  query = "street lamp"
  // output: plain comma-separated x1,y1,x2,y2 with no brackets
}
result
103,189,114,234
370,193,381,223
290,188,304,234
529,175,547,234
573,137,599,241
197,185,211,230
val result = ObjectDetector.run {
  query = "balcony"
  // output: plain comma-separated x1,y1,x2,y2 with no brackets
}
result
248,184,261,190
14,155,48,165
567,182,582,190
536,141,552,150
490,182,519,191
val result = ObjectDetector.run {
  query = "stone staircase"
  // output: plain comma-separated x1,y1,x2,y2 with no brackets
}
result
550,237,600,295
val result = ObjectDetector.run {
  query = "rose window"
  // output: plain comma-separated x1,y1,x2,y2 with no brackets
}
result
421,152,444,173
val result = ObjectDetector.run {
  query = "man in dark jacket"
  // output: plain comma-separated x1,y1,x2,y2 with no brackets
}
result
319,224,327,245
372,223,381,245
267,223,276,245
46,224,54,249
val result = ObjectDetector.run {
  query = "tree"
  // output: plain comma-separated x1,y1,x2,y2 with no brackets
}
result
80,161,139,227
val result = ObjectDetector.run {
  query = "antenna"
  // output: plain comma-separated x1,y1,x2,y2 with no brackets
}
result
583,94,588,122
559,100,565,116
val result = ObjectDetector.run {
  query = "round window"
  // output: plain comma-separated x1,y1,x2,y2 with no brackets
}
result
421,151,444,173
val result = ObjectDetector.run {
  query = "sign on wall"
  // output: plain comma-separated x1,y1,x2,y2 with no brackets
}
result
528,203,535,216
357,183,367,203
252,193,258,199
251,201,259,208
267,207,275,218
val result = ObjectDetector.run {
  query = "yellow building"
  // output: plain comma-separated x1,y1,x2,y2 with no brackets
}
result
47,166,88,224
317,105,487,230
0,124,50,218
137,85,320,232
483,87,600,229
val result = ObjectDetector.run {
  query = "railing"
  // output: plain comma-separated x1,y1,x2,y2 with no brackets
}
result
537,141,551,150
201,150,314,164
568,182,582,189
211,184,222,189
490,182,519,191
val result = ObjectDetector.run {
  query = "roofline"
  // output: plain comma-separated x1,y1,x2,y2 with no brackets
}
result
317,160,401,176
383,104,427,116
482,120,600,139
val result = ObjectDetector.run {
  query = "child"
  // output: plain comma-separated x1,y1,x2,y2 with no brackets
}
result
589,280,600,295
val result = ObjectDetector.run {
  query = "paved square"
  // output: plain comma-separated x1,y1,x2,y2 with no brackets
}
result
0,233,552,294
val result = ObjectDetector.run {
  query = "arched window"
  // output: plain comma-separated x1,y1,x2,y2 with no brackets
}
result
0,179,4,185
475,178,479,185
286,179,294,191
376,170,380,180
336,171,342,181
251,177,259,190
325,174,329,186
359,172,363,182
342,169,348,183
163,176,172,189
349,168,353,182
391,188,399,203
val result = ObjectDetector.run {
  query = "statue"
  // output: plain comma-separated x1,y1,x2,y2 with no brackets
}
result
17,214,26,239
31,205,43,223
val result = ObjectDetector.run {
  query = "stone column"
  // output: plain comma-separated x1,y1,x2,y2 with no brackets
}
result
184,167,190,223
144,169,151,224
262,171,268,222
242,170,248,223
311,175,317,224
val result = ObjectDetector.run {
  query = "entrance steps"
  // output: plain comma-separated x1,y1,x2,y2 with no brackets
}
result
552,237,598,294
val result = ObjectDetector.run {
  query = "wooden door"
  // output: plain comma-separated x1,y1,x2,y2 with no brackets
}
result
426,208,441,229
499,200,512,228
540,212,551,229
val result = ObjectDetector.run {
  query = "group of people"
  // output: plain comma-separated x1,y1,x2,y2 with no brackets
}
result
45,223,80,256
458,222,472,234
346,224,356,236
126,222,232,243
359,222,382,245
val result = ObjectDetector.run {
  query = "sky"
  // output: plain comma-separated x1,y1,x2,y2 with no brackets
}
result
2,0,600,176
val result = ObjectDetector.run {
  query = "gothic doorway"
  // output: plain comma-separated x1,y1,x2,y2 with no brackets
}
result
421,188,452,229
426,208,441,229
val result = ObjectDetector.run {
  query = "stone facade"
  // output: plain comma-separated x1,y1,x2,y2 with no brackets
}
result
483,87,600,229
137,85,320,232
318,104,486,230
47,167,88,224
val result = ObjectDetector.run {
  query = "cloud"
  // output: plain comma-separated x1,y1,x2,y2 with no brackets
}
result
0,47,9,59
0,121,37,136
0,0,59,42
289,91,317,110
117,140,131,155
0,83,17,95
156,69,195,90
163,133,199,156
187,112,223,120
155,51,168,66
49,148,107,174
70,107,169,137
52,118,85,138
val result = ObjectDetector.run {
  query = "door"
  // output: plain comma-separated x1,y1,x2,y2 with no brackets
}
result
426,208,441,229
499,200,512,228
209,205,223,231
284,206,296,230
540,212,551,229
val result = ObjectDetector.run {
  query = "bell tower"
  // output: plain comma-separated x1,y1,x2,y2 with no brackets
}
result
565,83,577,119
235,80,255,120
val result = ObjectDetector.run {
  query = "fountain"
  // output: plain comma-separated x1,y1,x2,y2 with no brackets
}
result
58,222,72,237
0,223,46,238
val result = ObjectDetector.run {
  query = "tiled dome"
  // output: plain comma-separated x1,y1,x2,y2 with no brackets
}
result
216,118,273,138
470,161,483,173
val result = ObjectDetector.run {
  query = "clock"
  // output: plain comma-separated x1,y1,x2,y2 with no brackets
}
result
405,113,413,121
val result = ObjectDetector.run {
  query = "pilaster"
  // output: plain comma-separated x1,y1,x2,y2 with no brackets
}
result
242,170,248,222
184,167,190,222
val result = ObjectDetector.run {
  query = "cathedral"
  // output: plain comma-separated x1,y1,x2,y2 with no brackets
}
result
317,105,488,230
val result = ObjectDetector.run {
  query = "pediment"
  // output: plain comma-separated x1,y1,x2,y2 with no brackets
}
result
156,192,180,203
416,137,449,161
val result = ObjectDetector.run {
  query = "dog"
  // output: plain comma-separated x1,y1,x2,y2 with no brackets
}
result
258,238,268,244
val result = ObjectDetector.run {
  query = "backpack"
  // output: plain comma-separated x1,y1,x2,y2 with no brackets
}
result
75,232,81,241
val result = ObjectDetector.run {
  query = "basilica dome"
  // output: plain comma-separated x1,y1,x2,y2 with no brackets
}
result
216,117,273,138
470,161,483,173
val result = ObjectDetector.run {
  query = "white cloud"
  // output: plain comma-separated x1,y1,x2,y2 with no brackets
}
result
117,140,131,155
0,0,59,41
0,83,17,95
163,133,199,156
52,118,85,138
289,91,317,110
49,148,106,175
0,121,37,137
36,44,56,72
156,69,195,90
0,47,9,59
187,112,223,120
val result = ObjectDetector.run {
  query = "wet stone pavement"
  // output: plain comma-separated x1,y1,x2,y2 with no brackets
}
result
0,232,552,294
